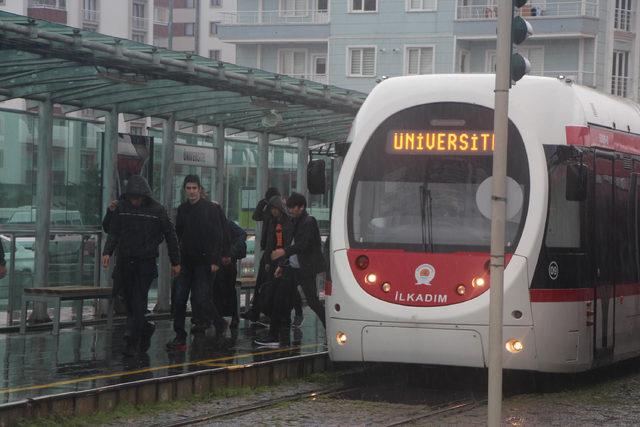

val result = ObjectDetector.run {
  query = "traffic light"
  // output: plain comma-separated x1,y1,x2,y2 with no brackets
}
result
511,0,533,82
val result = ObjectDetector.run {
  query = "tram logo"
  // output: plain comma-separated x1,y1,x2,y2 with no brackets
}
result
415,263,435,285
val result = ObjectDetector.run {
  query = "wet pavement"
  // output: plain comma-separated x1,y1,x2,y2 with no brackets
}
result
0,309,326,405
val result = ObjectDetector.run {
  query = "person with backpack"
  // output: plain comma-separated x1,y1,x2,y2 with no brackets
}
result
213,219,247,329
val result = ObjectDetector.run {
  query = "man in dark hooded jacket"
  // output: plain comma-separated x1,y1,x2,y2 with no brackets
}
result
102,175,181,356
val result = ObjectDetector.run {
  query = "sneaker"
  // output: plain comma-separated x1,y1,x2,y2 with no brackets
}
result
166,336,187,351
139,322,156,353
254,336,280,347
292,314,304,328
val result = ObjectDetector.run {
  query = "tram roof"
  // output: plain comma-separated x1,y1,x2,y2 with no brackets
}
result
0,11,366,144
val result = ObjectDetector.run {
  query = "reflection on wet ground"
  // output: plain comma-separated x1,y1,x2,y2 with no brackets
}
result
0,309,326,404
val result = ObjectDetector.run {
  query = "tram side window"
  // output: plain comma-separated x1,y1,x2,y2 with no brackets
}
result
546,164,581,248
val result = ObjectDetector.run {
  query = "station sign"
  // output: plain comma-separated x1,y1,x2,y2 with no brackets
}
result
174,144,216,167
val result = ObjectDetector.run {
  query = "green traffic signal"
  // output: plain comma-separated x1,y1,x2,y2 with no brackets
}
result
511,53,531,82
511,2,534,82
512,16,533,45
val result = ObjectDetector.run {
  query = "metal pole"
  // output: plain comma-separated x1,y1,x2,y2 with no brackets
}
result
98,108,118,316
168,0,174,50
488,0,512,425
296,137,309,198
216,123,225,204
254,132,269,275
31,97,54,322
156,114,176,313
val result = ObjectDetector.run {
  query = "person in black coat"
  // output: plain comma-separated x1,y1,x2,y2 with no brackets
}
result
255,192,326,347
102,175,181,357
167,175,227,350
213,219,247,328
240,187,280,322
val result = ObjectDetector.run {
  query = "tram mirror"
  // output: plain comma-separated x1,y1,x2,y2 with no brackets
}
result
307,159,326,194
566,164,587,201
475,176,524,221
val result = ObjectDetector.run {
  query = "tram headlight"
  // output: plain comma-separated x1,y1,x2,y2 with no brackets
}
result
381,282,391,293
472,277,486,288
456,284,466,295
336,332,348,345
365,273,377,284
505,339,524,353
355,255,369,270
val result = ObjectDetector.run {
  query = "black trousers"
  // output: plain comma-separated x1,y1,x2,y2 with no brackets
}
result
117,258,157,345
268,268,325,338
251,253,302,318
173,263,223,338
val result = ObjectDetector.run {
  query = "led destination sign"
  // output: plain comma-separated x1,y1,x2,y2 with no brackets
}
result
387,130,495,155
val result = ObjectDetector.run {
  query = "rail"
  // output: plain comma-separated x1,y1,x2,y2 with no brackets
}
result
27,0,66,11
456,1,599,20
0,226,102,327
81,9,100,23
132,16,150,31
220,9,329,25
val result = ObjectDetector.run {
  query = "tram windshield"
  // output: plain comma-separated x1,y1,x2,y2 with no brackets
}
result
348,102,529,252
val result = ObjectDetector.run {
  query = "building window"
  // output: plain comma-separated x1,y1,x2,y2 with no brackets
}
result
280,0,308,16
278,50,307,78
185,23,195,36
458,49,470,73
209,21,219,35
133,1,145,18
615,0,632,31
82,0,99,22
351,0,376,12
348,47,376,77
405,46,434,75
209,49,221,60
132,32,146,43
29,0,67,9
407,0,436,11
612,50,630,97
185,0,195,8
210,0,222,5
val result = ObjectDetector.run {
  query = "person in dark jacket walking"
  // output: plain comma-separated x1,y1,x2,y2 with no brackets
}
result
213,219,247,328
255,192,326,347
167,175,227,350
240,187,280,322
102,175,181,357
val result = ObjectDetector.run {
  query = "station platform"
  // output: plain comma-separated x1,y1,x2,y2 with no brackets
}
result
0,309,327,406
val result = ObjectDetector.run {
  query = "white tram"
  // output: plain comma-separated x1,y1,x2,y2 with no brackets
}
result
326,74,640,373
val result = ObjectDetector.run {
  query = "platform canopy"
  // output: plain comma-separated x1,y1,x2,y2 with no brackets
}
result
0,11,366,144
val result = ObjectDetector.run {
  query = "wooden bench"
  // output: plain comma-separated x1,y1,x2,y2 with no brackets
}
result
20,286,114,335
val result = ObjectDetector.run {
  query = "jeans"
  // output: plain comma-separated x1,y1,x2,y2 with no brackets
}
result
173,263,223,338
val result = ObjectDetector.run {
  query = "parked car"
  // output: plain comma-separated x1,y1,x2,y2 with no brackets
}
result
0,234,34,301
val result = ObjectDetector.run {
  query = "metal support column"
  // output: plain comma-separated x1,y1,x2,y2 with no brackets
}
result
254,132,269,275
156,114,176,313
296,137,309,198
31,97,54,322
98,108,119,316
215,123,225,205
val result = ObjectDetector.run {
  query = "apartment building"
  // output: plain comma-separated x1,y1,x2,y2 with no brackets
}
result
218,0,639,100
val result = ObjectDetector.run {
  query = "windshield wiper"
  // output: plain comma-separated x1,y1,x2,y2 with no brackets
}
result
419,180,434,253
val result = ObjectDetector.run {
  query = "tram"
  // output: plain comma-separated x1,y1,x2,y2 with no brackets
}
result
326,74,640,373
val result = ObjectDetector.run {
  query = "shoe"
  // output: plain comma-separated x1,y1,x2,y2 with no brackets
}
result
240,310,258,322
166,336,187,351
292,314,304,328
139,322,156,353
254,336,280,347
191,323,209,334
251,320,269,328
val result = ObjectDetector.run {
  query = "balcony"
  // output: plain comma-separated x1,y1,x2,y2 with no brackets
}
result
614,8,634,32
132,16,150,31
611,75,629,98
81,9,99,23
456,1,598,20
220,9,329,25
28,0,66,10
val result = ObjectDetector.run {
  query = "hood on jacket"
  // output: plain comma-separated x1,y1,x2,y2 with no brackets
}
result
124,175,152,198
267,195,286,214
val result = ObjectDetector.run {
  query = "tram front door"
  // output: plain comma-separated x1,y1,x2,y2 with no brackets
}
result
592,151,615,366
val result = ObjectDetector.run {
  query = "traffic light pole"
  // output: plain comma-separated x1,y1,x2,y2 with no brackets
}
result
488,0,513,425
